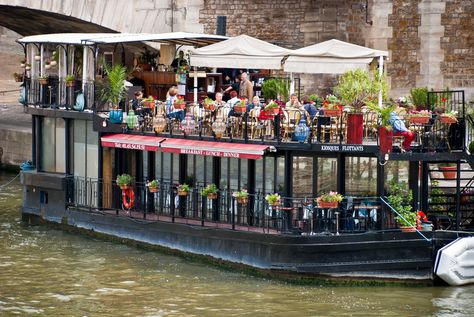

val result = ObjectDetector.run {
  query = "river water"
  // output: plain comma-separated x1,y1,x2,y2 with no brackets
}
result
1,172,473,316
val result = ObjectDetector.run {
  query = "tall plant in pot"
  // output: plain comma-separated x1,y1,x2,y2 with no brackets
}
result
334,69,386,144
368,102,397,154
387,179,417,232
99,63,129,124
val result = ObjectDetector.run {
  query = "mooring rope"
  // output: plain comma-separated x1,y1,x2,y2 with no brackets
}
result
0,172,20,189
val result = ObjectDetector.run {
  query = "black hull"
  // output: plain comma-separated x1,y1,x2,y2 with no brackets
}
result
21,206,469,284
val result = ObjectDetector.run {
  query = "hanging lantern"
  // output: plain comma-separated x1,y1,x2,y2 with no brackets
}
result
294,121,309,142
181,112,196,135
153,115,167,133
126,109,138,130
212,119,226,139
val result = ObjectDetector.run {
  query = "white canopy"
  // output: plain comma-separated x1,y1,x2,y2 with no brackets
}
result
190,34,291,69
284,39,388,74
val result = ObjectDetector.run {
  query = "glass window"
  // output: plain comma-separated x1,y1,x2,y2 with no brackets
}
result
384,161,409,184
73,120,86,177
162,153,171,182
265,156,275,194
220,158,229,189
86,121,98,179
55,118,66,173
172,153,180,184
276,156,285,193
155,152,162,180
315,157,337,195
293,156,313,198
41,117,55,172
345,156,377,196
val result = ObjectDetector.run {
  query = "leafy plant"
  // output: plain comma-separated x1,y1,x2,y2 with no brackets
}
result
232,189,249,199
264,100,279,111
147,180,158,188
469,141,474,154
315,191,344,203
386,179,416,226
334,69,386,113
39,73,49,79
116,174,133,186
368,101,397,129
409,87,428,108
261,78,289,101
265,193,281,205
137,47,159,69
201,183,218,196
308,94,323,105
323,94,342,110
65,74,75,82
178,183,190,192
99,64,129,107
203,97,214,105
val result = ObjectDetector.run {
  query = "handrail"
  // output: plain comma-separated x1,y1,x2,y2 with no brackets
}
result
380,196,431,242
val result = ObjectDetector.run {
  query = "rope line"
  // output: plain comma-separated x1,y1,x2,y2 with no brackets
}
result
0,173,20,189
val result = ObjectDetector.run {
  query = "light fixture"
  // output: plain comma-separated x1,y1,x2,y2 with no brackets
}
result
102,119,107,127
181,112,196,135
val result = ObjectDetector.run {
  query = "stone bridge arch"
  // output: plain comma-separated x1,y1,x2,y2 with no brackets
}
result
0,1,203,36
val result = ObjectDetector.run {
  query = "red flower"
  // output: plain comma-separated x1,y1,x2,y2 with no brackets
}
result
441,97,447,102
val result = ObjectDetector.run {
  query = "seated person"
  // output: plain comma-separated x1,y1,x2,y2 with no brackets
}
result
226,90,241,117
131,90,143,111
285,93,304,111
214,92,226,108
316,108,331,143
165,86,184,122
247,96,261,112
302,95,318,120
389,112,415,151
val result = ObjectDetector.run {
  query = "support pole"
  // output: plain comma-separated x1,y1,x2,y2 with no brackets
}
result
193,68,198,104
378,55,384,107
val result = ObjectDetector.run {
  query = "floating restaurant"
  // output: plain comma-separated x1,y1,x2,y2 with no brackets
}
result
17,32,474,285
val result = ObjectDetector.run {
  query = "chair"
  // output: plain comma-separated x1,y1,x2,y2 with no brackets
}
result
282,109,301,140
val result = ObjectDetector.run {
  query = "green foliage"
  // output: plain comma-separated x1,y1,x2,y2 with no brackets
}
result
116,174,133,186
265,193,281,205
367,101,397,128
469,141,474,154
201,183,218,196
137,47,159,69
147,180,158,188
409,87,428,108
308,94,323,106
65,74,75,82
99,64,129,106
232,189,249,199
261,79,289,101
178,183,190,192
333,69,387,112
203,97,214,105
386,178,416,226
430,180,447,212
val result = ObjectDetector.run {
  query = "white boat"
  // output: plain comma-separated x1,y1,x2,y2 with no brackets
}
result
434,237,474,286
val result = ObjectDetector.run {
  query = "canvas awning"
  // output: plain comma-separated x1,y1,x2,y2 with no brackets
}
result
101,134,165,151
159,139,274,160
190,34,291,69
284,39,388,74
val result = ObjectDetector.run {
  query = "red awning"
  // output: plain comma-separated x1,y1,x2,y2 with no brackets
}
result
159,139,273,159
101,134,165,151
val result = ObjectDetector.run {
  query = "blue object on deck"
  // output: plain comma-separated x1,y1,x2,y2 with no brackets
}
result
20,160,34,171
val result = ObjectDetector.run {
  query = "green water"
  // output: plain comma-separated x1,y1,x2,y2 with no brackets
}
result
1,171,473,316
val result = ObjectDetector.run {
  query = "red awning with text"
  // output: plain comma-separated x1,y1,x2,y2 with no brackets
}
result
101,134,165,151
159,139,272,159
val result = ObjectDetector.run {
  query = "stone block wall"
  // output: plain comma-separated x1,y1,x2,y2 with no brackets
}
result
0,129,31,168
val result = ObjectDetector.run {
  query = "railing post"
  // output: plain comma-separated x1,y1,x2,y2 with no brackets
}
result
232,197,235,230
170,189,175,223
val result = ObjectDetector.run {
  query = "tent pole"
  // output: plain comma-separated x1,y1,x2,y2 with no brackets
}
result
289,72,294,95
193,68,198,104
378,55,384,107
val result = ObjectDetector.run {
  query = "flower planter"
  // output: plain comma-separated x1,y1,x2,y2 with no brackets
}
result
409,116,430,124
14,75,24,82
207,193,218,200
323,108,342,117
173,103,186,110
270,200,281,207
204,104,215,111
318,201,339,209
119,184,130,190
265,107,280,116
144,101,155,109
148,187,159,193
236,197,248,205
346,113,363,144
440,116,457,124
400,225,416,232
234,105,247,113
65,81,75,87
39,79,48,85
178,190,189,196
378,127,393,154
440,166,457,180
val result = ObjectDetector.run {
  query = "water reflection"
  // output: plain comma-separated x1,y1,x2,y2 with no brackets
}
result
0,171,473,316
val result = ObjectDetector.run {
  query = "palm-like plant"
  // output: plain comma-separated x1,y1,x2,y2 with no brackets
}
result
99,64,129,107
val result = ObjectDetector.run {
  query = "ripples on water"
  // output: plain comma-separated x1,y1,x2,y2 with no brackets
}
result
1,171,473,316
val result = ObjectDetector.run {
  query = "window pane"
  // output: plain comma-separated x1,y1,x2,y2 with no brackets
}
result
277,156,285,193
265,156,275,194
41,117,55,172
316,157,337,194
172,153,180,184
345,156,377,196
195,155,205,187
162,153,171,182
220,158,229,189
155,152,162,180
73,120,86,177
240,159,248,189
255,158,263,193
293,156,313,198
86,121,98,179
55,118,65,173
229,158,239,190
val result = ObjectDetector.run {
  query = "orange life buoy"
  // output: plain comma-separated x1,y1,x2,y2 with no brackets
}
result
122,187,135,210
416,211,428,230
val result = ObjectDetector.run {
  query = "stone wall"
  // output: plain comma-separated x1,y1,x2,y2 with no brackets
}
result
0,129,31,168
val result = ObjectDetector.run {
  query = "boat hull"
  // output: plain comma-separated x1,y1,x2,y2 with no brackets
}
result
434,237,474,286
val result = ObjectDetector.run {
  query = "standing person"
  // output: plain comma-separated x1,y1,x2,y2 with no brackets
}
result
239,72,253,100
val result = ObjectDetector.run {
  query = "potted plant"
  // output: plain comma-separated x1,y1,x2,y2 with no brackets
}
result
315,191,344,209
387,179,417,232
410,87,428,110
202,97,215,111
264,100,280,116
39,74,49,85
177,183,190,196
13,72,24,82
44,60,51,70
439,110,458,124
65,74,75,87
20,59,26,68
334,69,386,144
143,96,155,109
50,50,58,66
234,98,247,113
34,53,41,61
322,94,342,116
146,180,159,193
25,63,31,71
116,174,133,190
439,163,457,180
99,63,129,108
261,78,289,101
233,189,249,205
265,193,281,206
368,102,397,154
173,96,186,110
137,47,159,71
202,183,218,200
308,94,323,106
408,110,432,124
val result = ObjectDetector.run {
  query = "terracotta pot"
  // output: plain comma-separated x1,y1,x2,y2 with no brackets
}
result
144,101,155,109
234,105,247,113
173,103,186,110
440,166,457,180
400,225,416,232
148,187,158,193
318,201,339,209
236,197,248,205
204,104,215,111
177,190,189,196
440,116,457,124
323,108,342,116
265,107,280,115
119,184,130,190
409,116,430,124
66,81,75,87
207,192,218,200
39,78,48,85
346,113,363,144
270,200,281,206
378,127,393,154
139,63,152,71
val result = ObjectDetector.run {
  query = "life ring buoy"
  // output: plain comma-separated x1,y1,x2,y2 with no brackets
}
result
122,187,135,210
416,210,428,230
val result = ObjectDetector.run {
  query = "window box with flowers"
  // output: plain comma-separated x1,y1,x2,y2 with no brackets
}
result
39,74,49,85
315,191,343,209
233,189,249,205
177,183,191,196
264,100,280,116
439,110,458,124
201,183,218,200
322,94,342,117
143,96,155,109
234,98,247,113
265,193,281,206
408,110,432,124
173,96,186,110
146,180,159,193
203,97,215,111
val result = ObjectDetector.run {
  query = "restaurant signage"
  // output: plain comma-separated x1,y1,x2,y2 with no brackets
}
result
320,145,365,152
